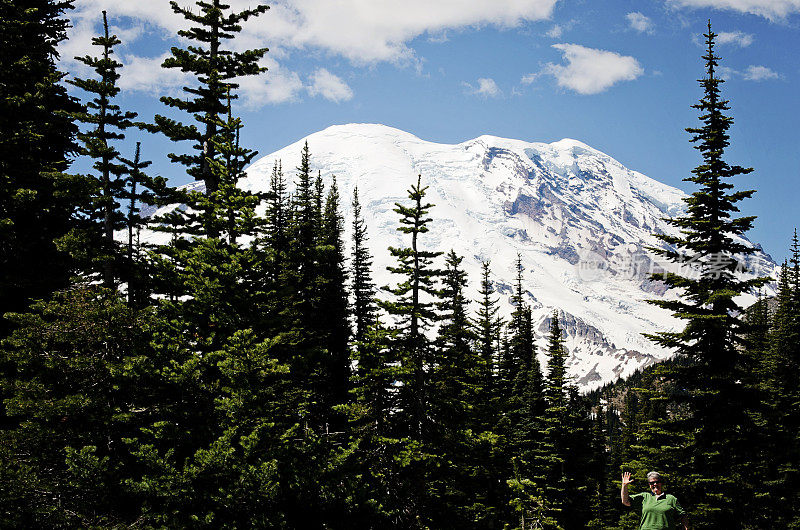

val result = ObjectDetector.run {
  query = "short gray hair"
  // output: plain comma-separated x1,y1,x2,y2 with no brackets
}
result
646,471,662,482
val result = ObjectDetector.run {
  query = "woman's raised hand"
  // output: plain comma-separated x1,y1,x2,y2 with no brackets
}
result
622,472,634,486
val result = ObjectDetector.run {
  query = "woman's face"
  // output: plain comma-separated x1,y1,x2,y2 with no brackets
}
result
648,477,663,495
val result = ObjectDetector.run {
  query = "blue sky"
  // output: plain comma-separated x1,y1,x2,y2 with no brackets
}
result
61,0,800,262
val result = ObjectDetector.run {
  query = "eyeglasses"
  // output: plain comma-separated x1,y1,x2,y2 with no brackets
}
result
649,481,661,486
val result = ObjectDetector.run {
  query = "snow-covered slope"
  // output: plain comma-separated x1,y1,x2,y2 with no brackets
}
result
214,123,779,389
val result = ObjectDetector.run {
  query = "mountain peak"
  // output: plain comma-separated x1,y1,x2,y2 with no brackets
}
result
313,122,425,142
550,137,600,153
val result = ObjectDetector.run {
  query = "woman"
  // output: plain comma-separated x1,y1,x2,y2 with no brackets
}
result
621,471,689,530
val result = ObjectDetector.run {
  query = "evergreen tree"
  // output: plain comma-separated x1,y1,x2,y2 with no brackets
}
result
278,142,341,431
340,321,403,526
432,251,477,429
585,405,615,529
64,11,136,288
507,456,563,530
426,251,482,526
379,174,442,527
465,261,509,528
118,142,171,308
641,23,770,527
499,256,527,401
0,0,81,335
536,313,592,528
759,245,800,526
474,260,502,426
318,176,351,427
498,256,541,441
351,186,377,345
314,171,325,235
538,313,570,521
288,142,317,322
381,174,442,439
265,160,289,282
147,0,269,195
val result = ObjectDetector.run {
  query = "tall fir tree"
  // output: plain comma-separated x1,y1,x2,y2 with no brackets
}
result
265,160,289,282
381,174,442,439
64,11,136,288
474,260,502,427
432,250,478,431
288,142,317,323
279,142,339,432
351,186,377,345
538,313,570,523
585,404,615,529
147,0,268,196
426,251,483,526
340,320,404,527
117,141,171,308
642,21,769,527
497,255,541,441
318,175,351,427
379,174,442,527
759,243,800,526
470,260,513,528
536,313,592,529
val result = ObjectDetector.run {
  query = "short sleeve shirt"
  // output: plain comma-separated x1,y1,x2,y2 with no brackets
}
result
629,492,686,530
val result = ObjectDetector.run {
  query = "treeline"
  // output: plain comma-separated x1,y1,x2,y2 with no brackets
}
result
0,1,798,529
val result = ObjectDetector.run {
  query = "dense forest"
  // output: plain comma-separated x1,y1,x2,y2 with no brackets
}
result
1,1,799,528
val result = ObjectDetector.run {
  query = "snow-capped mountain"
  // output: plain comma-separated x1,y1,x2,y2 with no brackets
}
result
212,123,780,390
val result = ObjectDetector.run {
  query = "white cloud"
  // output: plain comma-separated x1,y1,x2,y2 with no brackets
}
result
547,24,565,38
307,69,354,102
743,65,781,80
545,20,576,39
718,66,739,79
717,30,754,46
264,0,559,63
463,77,502,98
116,53,190,96
666,0,800,20
521,73,539,84
64,0,559,108
626,12,655,34
719,64,782,81
540,44,644,95
237,68,304,108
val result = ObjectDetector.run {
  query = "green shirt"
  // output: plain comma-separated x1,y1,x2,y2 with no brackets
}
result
629,492,686,530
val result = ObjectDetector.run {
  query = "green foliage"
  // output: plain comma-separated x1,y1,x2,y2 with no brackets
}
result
498,256,540,431
0,0,82,335
318,176,351,426
506,457,563,530
265,160,290,282
474,260,503,420
0,286,148,527
351,186,377,344
432,250,479,431
123,330,295,528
